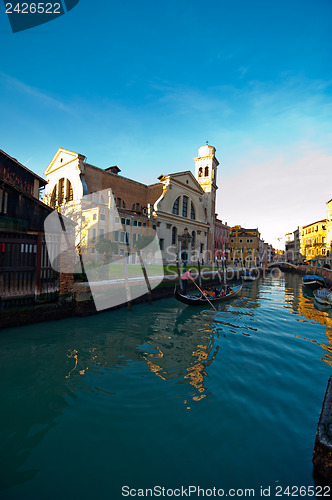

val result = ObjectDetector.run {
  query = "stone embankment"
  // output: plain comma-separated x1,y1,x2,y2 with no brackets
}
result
1,264,331,330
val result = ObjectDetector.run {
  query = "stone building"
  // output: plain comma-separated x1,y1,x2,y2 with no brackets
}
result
214,218,230,262
299,219,328,261
229,226,261,266
43,145,219,265
285,227,301,263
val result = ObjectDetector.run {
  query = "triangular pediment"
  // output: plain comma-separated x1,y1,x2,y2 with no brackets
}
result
44,148,84,176
160,171,204,193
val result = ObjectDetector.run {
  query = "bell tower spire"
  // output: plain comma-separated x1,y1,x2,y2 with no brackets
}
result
194,144,219,259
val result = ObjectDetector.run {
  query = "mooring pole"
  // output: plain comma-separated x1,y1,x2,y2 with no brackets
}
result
138,250,152,304
216,258,222,285
176,259,183,292
123,257,132,311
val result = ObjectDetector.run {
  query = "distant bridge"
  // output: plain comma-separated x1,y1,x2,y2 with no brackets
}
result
267,261,297,270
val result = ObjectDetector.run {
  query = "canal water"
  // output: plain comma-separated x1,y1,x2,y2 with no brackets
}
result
0,272,332,499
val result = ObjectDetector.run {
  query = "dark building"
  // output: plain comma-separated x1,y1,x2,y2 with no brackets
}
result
0,150,59,307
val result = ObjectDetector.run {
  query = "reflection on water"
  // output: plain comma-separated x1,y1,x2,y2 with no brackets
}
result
283,273,332,367
1,272,332,497
138,309,220,402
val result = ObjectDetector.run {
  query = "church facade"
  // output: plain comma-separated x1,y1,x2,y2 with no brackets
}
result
43,145,219,265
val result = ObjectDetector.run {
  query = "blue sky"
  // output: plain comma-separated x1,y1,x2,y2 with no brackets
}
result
1,0,332,248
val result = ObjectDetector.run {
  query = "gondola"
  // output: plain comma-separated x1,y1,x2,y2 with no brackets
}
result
174,283,243,306
302,274,325,290
313,287,332,306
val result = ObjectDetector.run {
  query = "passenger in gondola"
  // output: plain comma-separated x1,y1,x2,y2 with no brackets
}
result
181,269,194,294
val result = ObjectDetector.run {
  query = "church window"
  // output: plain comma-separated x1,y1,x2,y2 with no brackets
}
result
50,185,57,209
172,227,177,245
182,196,188,217
172,197,180,215
66,179,73,202
198,167,203,178
190,202,195,220
58,178,65,205
204,166,209,177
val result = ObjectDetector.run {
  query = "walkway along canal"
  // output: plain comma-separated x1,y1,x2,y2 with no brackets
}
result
0,272,332,498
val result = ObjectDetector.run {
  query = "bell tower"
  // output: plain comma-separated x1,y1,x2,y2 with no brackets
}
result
194,144,219,259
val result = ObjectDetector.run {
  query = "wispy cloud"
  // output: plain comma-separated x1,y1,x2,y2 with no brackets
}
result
0,72,72,113
218,143,332,248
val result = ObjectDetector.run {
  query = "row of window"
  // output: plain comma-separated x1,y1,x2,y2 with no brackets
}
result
214,241,229,249
306,248,326,256
229,248,255,253
230,238,254,243
115,199,144,213
302,225,326,235
84,213,149,228
303,236,326,245
215,227,229,236
91,230,149,244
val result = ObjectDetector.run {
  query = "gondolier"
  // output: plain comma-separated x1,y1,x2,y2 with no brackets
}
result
181,270,194,294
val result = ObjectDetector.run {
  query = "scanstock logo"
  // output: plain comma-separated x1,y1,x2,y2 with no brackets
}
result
44,189,164,312
3,0,79,33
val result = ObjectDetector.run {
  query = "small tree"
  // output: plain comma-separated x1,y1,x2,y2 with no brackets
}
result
95,239,118,263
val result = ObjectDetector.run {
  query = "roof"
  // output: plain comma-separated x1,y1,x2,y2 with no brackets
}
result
0,149,46,186
302,219,326,229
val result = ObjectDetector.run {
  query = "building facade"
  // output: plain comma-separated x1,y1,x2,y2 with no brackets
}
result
0,149,59,307
299,219,328,261
214,218,230,261
229,226,261,266
43,145,220,265
327,199,332,263
285,227,301,263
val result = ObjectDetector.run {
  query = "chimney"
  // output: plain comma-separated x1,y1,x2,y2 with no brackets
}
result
105,165,121,175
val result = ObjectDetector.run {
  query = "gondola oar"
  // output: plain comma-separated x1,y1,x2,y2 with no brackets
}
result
192,281,217,312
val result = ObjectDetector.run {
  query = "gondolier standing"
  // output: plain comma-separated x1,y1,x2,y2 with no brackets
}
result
181,269,194,294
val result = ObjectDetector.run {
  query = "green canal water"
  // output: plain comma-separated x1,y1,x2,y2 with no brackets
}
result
1,273,332,499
